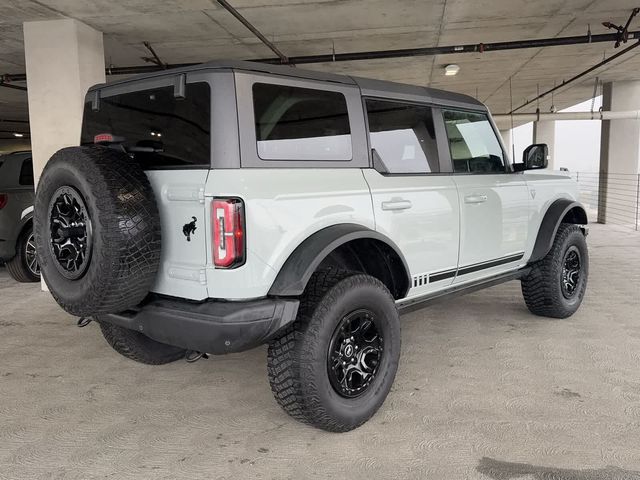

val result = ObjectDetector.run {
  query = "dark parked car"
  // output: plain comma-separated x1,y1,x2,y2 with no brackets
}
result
0,151,39,282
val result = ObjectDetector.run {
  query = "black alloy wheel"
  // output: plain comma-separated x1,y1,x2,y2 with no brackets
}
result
25,231,39,277
328,309,383,398
48,186,92,280
561,246,581,298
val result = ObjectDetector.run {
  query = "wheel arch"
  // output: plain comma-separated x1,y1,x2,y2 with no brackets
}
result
268,223,411,299
529,199,588,263
18,211,34,237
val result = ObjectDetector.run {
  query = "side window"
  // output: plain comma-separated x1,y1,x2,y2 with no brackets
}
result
19,158,34,186
252,83,352,161
366,99,439,174
81,82,211,168
443,110,505,173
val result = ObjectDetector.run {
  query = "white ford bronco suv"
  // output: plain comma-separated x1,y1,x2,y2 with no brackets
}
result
34,60,588,432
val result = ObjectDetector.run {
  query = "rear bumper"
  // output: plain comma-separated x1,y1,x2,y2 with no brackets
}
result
0,238,16,261
99,295,299,354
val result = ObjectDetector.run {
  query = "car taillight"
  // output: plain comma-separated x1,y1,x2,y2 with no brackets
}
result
0,194,7,210
212,198,245,268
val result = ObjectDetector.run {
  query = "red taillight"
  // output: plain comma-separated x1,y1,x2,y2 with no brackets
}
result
0,194,7,210
212,198,245,268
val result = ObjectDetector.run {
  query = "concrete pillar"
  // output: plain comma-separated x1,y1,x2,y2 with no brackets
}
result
23,19,105,291
499,129,513,162
23,19,105,184
533,120,556,170
598,81,640,224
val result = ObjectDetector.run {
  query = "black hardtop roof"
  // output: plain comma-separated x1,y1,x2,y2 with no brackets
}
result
89,59,485,110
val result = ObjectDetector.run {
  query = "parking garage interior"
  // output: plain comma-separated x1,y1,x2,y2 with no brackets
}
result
1,1,640,479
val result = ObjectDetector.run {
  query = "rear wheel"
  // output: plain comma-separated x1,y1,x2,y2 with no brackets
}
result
98,321,186,365
521,223,588,318
6,225,40,283
267,268,401,432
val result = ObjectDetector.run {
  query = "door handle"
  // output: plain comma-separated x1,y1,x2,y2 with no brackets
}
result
381,200,412,211
464,194,488,204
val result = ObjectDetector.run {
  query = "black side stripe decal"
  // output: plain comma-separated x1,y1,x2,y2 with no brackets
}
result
429,252,524,282
429,269,456,283
457,253,525,276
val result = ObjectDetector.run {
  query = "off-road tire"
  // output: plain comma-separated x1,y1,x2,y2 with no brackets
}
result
34,146,161,317
267,268,401,432
521,223,588,318
98,321,186,365
6,225,39,283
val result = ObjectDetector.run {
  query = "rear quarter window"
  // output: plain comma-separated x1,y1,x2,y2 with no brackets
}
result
81,82,211,168
19,158,34,186
252,83,352,161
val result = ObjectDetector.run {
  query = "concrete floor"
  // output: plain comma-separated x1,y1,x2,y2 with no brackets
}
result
1,224,640,480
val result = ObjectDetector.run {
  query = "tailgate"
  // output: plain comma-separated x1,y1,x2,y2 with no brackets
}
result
145,170,210,300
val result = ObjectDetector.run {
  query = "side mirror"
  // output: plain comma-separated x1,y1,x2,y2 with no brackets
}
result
520,143,548,170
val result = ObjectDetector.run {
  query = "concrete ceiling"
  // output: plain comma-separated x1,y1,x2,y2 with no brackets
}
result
2,0,640,151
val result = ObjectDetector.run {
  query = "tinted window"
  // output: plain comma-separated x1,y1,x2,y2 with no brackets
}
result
366,99,439,173
81,82,210,168
443,110,504,173
19,158,34,186
252,83,351,161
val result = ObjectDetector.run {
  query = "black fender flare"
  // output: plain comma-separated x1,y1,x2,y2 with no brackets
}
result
529,199,588,263
268,223,411,297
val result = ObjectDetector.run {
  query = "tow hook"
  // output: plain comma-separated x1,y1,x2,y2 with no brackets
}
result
185,350,209,363
77,316,93,328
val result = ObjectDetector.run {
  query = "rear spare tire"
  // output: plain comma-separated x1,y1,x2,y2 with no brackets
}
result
34,146,161,316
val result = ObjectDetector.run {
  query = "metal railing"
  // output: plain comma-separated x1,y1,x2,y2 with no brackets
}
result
570,172,640,230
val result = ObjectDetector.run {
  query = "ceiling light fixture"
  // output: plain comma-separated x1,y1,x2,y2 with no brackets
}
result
13,133,24,137
444,64,460,76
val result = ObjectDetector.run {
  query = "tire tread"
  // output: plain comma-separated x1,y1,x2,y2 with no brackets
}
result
268,268,398,432
521,223,588,318
5,226,39,283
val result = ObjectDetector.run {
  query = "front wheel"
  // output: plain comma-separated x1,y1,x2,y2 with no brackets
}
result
267,268,401,432
521,223,588,318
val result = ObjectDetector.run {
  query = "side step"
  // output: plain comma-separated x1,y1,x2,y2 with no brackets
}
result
397,267,530,314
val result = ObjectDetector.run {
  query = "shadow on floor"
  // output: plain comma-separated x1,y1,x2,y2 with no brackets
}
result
477,457,640,480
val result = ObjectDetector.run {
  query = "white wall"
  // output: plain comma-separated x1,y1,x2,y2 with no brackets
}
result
511,122,533,163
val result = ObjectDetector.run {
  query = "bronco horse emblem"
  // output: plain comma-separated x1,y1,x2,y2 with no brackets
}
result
182,216,197,242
